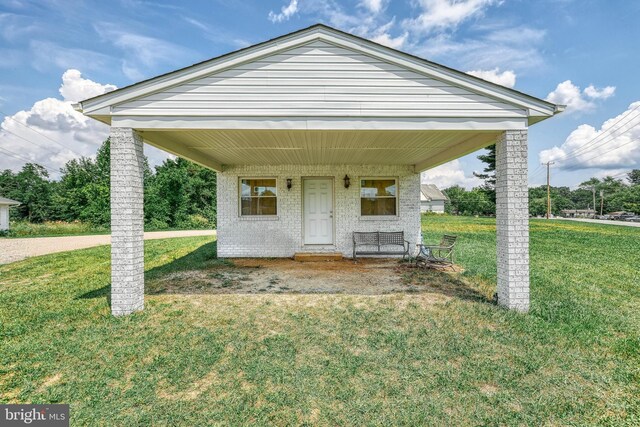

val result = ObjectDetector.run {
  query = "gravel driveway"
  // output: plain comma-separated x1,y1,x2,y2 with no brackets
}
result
0,230,216,265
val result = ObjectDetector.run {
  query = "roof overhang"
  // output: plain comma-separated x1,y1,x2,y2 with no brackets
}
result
75,24,563,173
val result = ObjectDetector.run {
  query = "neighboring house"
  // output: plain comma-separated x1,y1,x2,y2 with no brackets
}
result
75,24,563,316
420,184,448,213
0,197,20,231
561,209,595,218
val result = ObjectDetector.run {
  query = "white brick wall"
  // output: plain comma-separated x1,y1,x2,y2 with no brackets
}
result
217,164,421,258
110,127,145,316
496,129,530,312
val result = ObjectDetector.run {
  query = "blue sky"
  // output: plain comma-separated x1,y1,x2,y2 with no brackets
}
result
1,0,639,189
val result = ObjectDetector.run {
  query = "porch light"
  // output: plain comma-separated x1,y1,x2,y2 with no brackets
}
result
286,178,292,190
343,175,351,189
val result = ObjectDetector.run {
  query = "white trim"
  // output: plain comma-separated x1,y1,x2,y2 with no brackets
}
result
359,176,399,217
238,177,278,217
113,116,528,131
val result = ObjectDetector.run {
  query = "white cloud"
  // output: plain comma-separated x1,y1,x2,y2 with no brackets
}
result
371,31,408,49
545,80,616,114
59,69,117,103
0,70,169,177
30,40,112,72
421,159,483,189
467,68,516,88
539,101,640,171
413,25,546,71
94,23,194,80
583,84,615,100
360,0,386,14
403,0,499,34
268,0,299,23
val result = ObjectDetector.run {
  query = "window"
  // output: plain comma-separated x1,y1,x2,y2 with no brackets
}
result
360,178,397,216
240,178,277,216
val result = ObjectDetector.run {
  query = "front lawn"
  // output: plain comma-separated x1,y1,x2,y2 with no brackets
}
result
1,217,638,425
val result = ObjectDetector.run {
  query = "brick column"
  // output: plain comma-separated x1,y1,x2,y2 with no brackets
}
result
110,127,145,316
495,130,529,312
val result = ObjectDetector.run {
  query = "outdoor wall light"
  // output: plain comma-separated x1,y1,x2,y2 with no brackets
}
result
343,175,351,189
286,178,292,190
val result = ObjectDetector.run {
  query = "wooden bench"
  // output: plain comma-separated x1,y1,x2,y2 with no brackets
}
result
352,231,411,260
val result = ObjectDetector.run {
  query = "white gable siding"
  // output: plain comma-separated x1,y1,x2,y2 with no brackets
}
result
113,41,526,119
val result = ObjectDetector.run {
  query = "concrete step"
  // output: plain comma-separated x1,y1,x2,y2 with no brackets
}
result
294,252,343,262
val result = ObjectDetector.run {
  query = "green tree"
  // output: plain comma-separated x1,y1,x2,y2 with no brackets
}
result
11,164,53,222
627,169,640,185
473,144,496,202
145,158,217,229
56,140,113,226
443,185,466,215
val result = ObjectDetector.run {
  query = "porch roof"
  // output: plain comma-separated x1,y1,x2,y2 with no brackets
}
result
77,24,563,173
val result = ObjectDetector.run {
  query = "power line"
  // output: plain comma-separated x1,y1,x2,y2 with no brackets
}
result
542,161,555,219
0,109,84,156
0,146,59,174
576,137,640,166
551,104,640,163
1,127,61,157
559,119,640,164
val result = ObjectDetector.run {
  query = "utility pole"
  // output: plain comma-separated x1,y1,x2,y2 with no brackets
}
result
591,186,597,218
542,161,555,219
600,190,604,216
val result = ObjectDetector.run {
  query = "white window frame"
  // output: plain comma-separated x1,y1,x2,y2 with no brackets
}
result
238,177,278,217
359,177,399,217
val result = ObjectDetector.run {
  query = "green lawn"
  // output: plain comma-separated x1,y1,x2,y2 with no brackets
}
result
1,216,638,425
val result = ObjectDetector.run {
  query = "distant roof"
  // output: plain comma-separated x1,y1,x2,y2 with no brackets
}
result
421,184,448,201
0,197,20,206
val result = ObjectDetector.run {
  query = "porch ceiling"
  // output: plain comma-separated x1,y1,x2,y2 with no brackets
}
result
141,128,501,172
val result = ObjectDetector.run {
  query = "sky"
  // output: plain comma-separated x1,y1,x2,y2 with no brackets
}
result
1,0,639,189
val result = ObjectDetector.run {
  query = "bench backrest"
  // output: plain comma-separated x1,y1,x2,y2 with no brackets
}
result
439,234,457,248
379,231,405,246
353,231,404,246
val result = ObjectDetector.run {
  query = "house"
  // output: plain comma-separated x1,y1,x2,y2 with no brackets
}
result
75,24,563,316
0,197,20,231
420,184,448,213
560,209,595,218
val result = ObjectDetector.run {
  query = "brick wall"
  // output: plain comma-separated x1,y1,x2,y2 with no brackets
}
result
110,127,145,316
496,129,530,312
217,164,421,257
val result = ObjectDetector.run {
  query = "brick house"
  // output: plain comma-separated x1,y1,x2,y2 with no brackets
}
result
75,24,563,316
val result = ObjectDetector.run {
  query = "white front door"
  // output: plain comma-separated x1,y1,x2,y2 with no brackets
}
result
303,178,333,245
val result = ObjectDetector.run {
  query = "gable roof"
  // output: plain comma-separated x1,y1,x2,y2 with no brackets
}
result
421,184,448,201
76,24,563,123
0,197,20,206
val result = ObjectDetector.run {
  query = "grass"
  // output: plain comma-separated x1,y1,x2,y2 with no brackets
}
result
1,216,639,425
1,220,109,238
1,220,213,238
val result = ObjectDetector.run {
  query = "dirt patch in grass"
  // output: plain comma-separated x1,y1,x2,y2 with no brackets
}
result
35,373,62,394
147,258,482,299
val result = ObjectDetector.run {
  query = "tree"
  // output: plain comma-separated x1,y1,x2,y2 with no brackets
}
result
11,164,53,222
443,185,466,215
473,144,496,201
443,186,495,216
145,158,217,229
628,169,640,185
55,140,113,226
